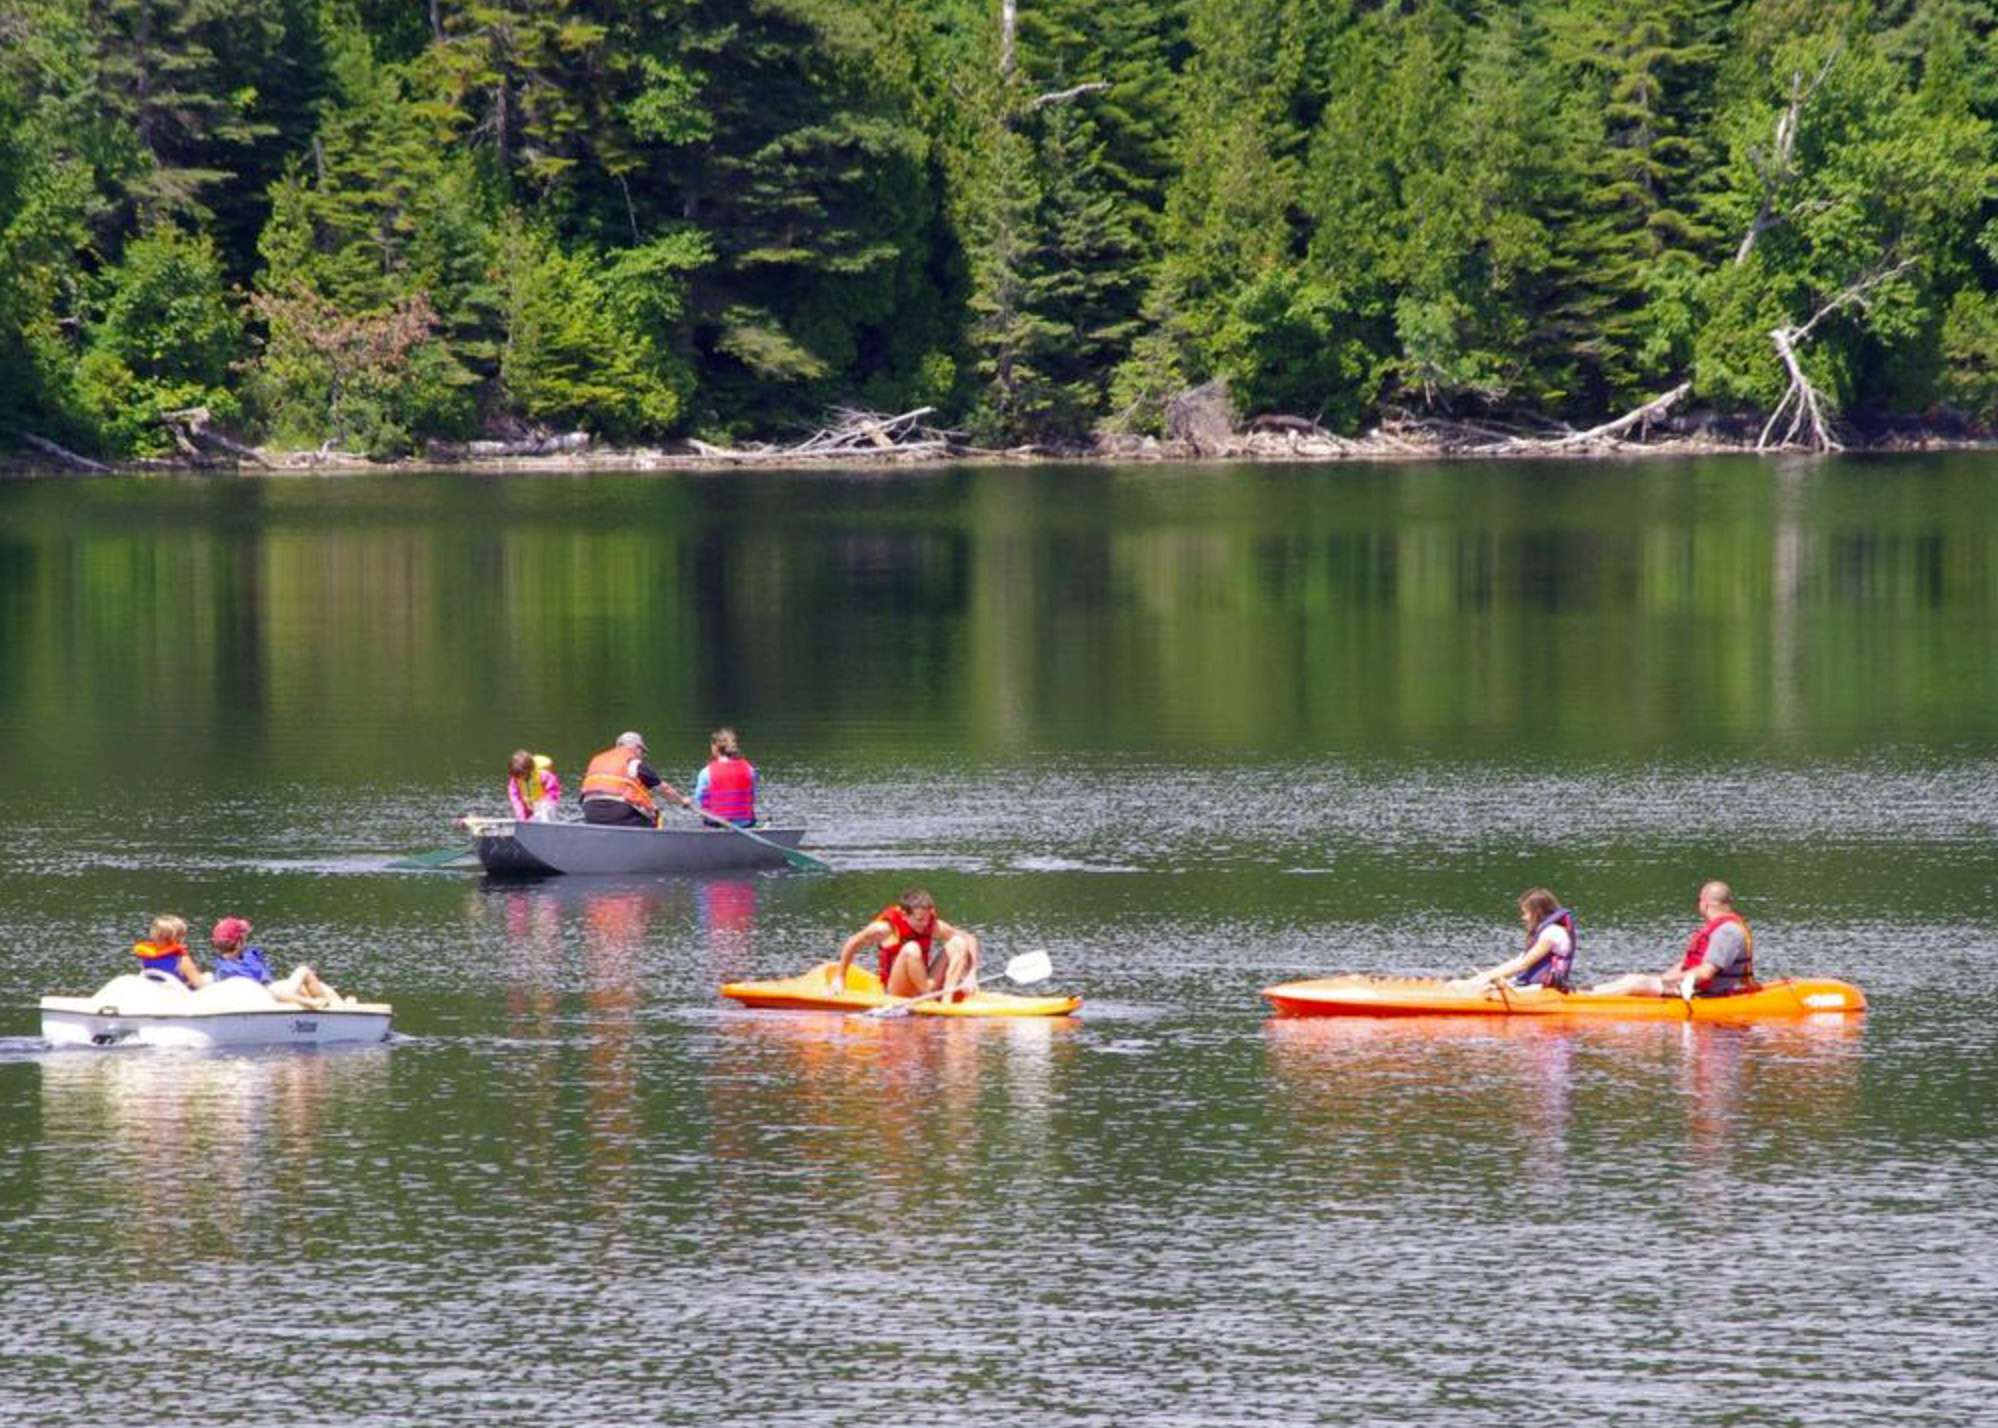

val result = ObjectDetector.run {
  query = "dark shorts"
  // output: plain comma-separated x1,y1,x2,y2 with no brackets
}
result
583,799,654,828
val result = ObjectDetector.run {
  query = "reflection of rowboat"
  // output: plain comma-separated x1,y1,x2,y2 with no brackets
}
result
40,974,393,1049
721,962,1082,1018
473,818,810,875
1261,975,1866,1021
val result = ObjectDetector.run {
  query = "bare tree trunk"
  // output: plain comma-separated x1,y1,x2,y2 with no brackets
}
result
1000,0,1017,78
1736,52,1838,266
1756,256,1917,453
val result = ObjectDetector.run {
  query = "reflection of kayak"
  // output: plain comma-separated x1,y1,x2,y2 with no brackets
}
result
720,962,1081,1018
41,973,394,1049
1261,975,1866,1021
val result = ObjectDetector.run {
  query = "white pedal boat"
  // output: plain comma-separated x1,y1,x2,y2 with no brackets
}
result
40,971,393,1049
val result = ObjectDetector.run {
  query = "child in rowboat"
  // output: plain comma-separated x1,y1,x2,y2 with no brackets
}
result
209,917,345,1009
506,750,563,822
133,915,210,988
1450,888,1576,993
828,888,981,1003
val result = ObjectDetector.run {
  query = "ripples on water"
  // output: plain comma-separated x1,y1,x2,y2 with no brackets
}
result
4,761,1997,1421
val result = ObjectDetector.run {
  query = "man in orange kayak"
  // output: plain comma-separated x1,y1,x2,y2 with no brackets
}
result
1590,880,1754,997
828,888,981,1003
579,731,693,828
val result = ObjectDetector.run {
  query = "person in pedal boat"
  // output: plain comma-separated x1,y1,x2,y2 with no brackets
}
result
1590,880,1755,997
1451,888,1576,993
829,887,982,1003
506,750,563,822
210,917,344,1010
580,731,692,828
133,914,210,988
692,727,758,827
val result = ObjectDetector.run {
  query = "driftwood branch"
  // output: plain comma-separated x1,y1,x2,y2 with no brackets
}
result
1031,82,1110,110
16,431,110,472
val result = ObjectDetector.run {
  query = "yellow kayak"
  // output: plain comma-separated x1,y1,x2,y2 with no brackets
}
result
1263,974,1866,1021
720,962,1081,1018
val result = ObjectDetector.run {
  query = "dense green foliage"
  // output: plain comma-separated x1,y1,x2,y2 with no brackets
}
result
0,0,1993,457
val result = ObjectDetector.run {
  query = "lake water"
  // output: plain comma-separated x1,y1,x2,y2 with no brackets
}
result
1,457,1995,1424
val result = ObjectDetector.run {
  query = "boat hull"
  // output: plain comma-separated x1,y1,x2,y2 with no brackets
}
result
1261,975,1866,1021
39,974,393,1048
475,819,809,875
721,962,1081,1018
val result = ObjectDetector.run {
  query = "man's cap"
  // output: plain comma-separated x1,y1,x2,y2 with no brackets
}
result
617,730,646,751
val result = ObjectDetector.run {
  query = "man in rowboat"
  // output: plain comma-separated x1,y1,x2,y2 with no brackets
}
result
1590,880,1755,997
828,888,981,1003
580,731,693,828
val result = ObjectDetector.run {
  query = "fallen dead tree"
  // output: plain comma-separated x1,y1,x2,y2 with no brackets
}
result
1150,381,1705,461
14,431,110,472
160,406,273,468
684,407,973,462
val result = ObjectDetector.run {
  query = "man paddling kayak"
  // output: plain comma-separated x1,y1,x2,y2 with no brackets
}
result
580,731,693,828
1590,880,1754,997
828,888,981,1003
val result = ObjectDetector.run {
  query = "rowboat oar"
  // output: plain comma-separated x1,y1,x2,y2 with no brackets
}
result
864,950,1053,1018
385,815,506,871
385,843,477,870
677,805,831,873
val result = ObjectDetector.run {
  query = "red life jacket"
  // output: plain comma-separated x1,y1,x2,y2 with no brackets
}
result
701,756,756,824
581,746,655,813
1680,912,1755,994
876,905,936,981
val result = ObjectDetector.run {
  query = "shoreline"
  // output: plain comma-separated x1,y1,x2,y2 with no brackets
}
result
4,428,1994,480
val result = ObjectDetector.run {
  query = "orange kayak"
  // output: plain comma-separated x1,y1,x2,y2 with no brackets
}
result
1262,975,1866,1021
721,962,1081,1018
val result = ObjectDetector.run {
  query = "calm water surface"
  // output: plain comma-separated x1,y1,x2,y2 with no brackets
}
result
1,458,1995,1424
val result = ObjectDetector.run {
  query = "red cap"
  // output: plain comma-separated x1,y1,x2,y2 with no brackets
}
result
211,916,253,947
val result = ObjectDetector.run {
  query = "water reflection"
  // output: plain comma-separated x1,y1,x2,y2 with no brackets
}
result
35,1049,390,1272
702,1012,1076,1237
1263,1014,1864,1187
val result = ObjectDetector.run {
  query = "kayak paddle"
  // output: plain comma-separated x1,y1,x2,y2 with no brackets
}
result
864,950,1054,1018
678,805,832,873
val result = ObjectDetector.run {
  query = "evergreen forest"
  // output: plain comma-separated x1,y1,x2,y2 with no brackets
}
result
1,0,1995,460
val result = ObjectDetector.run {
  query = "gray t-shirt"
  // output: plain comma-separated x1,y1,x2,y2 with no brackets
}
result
1698,920,1750,990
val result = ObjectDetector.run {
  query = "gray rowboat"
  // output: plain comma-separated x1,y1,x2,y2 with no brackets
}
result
473,818,810,875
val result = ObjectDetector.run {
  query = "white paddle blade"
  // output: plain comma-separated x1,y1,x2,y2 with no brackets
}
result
1003,950,1052,986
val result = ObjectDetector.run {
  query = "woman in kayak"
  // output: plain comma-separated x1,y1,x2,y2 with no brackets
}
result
133,914,209,988
209,916,344,1009
828,888,981,1003
1451,888,1576,993
506,750,563,822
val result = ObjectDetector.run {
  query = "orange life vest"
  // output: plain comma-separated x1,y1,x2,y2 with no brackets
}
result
581,746,655,813
134,940,194,986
